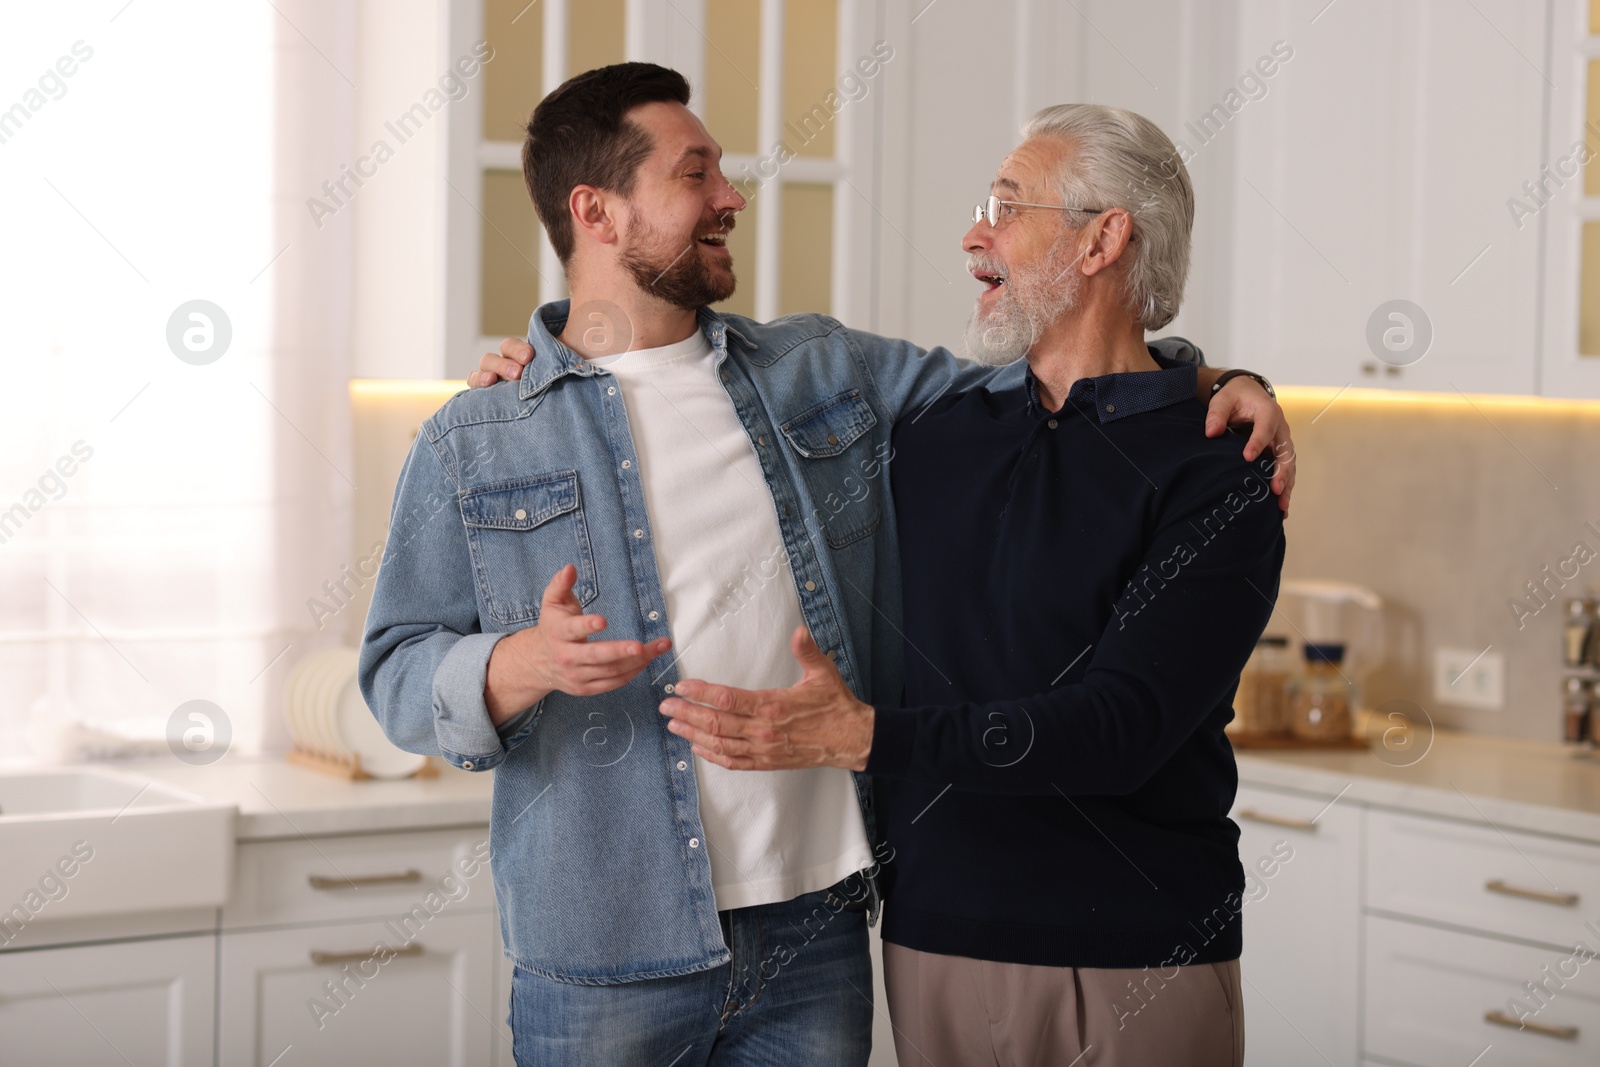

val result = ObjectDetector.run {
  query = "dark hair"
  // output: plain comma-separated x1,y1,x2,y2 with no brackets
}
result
522,63,692,265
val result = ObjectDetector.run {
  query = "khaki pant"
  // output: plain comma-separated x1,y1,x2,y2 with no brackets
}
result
883,942,1244,1067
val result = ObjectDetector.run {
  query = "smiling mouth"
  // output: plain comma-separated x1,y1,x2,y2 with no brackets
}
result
697,232,729,250
973,269,1006,295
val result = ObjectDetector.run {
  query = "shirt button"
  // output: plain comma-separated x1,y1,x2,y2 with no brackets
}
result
1105,403,1116,413
720,370,730,382
689,838,700,848
827,433,839,446
1047,419,1058,430
621,459,632,469
607,386,616,395
663,683,674,694
648,610,660,621
461,760,474,770
757,436,766,446
826,650,837,661
804,580,816,592
634,529,644,538
677,760,687,771
514,509,527,520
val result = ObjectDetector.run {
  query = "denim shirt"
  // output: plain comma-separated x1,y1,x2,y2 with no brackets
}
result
358,300,1000,983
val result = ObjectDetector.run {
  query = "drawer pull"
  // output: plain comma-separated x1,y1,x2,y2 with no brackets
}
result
1485,880,1579,908
1237,808,1317,833
310,943,423,967
1484,1009,1578,1041
308,869,423,891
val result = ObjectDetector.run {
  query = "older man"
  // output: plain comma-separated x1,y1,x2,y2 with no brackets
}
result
661,104,1283,1067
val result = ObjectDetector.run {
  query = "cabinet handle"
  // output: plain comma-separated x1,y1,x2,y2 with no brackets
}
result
310,943,423,967
1237,808,1317,833
308,869,423,891
1484,1009,1578,1041
1485,880,1579,908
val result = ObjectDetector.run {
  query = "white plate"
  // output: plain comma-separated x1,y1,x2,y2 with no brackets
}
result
307,650,350,759
333,664,427,779
286,654,317,752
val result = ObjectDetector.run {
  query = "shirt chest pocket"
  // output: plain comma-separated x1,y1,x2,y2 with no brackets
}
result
459,471,598,626
779,389,884,549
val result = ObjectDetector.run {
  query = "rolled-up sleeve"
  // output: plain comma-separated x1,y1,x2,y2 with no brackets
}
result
358,430,536,771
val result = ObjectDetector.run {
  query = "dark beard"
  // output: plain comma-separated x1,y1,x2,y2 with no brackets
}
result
620,230,737,310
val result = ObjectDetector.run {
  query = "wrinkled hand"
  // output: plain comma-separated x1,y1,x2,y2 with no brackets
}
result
468,337,535,389
659,627,874,772
1205,377,1297,514
484,565,671,725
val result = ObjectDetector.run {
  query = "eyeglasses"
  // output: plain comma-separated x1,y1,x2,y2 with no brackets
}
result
972,195,1108,229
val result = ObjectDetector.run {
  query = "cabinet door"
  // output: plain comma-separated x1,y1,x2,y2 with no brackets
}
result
1230,784,1361,1066
219,910,498,1066
1231,0,1545,395
1365,913,1600,1066
0,934,215,1066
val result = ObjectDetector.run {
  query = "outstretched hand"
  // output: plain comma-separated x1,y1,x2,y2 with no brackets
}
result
659,627,874,772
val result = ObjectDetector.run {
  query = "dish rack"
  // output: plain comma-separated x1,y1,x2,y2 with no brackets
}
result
284,647,436,781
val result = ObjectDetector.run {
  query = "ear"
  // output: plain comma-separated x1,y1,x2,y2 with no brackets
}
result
1080,207,1135,278
569,185,620,248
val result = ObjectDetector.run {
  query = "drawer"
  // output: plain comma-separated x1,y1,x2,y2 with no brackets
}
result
1364,914,1600,1066
223,827,494,929
1367,809,1600,948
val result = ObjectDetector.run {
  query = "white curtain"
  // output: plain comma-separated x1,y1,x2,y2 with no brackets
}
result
0,0,356,763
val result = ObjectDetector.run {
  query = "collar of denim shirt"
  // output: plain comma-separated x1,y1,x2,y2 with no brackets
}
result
518,300,753,400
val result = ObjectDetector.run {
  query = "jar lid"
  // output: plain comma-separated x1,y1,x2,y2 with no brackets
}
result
1304,642,1346,663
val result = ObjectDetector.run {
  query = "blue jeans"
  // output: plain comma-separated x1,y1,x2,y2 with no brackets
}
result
509,878,874,1066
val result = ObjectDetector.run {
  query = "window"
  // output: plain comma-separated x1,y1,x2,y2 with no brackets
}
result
1,2,352,764
464,0,883,349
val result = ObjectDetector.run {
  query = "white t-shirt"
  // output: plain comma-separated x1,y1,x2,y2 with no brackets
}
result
588,330,875,911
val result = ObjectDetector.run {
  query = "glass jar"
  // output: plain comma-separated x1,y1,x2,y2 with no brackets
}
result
1232,635,1294,737
1289,642,1352,742
1565,599,1596,669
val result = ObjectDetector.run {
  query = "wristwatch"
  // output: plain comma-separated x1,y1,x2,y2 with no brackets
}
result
1210,369,1275,400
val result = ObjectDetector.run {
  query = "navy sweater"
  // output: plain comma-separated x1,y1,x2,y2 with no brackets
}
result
866,356,1286,969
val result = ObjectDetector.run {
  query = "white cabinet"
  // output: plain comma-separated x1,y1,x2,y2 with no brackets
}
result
1365,914,1600,1066
0,823,504,1065
1367,809,1600,948
0,934,215,1066
218,826,502,1065
1230,0,1548,395
1230,784,1362,1066
219,910,499,1066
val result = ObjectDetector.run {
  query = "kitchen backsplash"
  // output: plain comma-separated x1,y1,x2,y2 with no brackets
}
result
350,380,1600,744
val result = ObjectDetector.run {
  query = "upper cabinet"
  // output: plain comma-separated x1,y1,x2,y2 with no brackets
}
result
1229,0,1549,395
1539,0,1600,397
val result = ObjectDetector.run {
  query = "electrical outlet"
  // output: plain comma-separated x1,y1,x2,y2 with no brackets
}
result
1433,646,1505,710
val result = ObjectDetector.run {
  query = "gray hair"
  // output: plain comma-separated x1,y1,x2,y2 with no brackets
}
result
1020,104,1193,331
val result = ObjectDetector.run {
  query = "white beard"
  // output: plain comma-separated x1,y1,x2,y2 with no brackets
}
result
963,238,1085,366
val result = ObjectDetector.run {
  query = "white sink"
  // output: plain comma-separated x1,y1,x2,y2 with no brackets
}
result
0,767,235,928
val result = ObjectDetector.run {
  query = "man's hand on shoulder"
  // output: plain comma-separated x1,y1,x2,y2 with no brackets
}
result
1197,366,1296,514
469,337,535,388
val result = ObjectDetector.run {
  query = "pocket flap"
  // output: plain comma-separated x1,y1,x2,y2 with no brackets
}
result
779,389,877,459
460,471,580,530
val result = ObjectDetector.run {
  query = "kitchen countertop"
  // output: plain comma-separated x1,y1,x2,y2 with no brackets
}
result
71,731,1600,846
122,755,493,841
1236,728,1600,844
